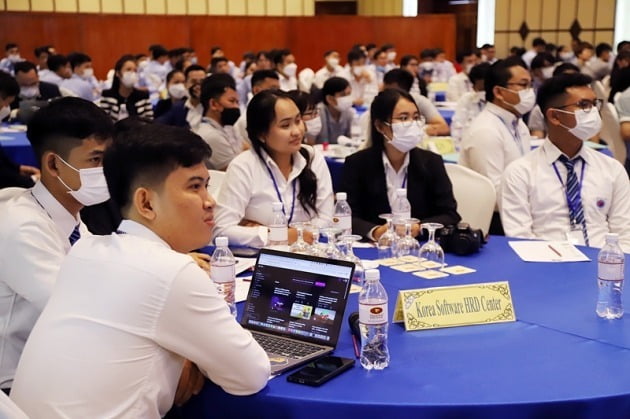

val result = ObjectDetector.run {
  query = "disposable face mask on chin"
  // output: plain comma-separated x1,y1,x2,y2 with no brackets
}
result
304,116,322,137
387,121,425,153
55,155,110,206
502,87,536,115
556,108,602,141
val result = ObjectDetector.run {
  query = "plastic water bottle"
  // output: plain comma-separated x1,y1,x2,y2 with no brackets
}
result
210,236,237,317
268,202,289,251
392,188,411,224
333,192,352,234
359,269,390,370
596,233,625,319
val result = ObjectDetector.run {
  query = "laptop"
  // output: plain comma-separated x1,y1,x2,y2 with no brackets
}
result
241,249,355,375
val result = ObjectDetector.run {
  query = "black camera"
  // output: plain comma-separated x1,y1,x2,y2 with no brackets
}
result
437,223,486,256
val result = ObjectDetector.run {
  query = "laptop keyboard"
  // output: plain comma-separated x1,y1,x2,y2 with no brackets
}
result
252,332,323,359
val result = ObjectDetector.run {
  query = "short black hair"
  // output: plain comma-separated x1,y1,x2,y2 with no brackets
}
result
373,48,387,61
485,58,527,102
67,52,91,70
0,72,19,99
47,54,69,73
510,46,526,57
33,45,52,58
251,69,279,87
103,123,211,215
184,64,206,79
532,37,546,47
617,41,630,53
168,47,188,58
5,43,17,52
273,49,292,66
322,77,349,99
536,72,593,118
381,43,395,51
286,90,317,115
210,46,223,55
366,43,377,50
468,62,491,84
200,73,236,113
456,50,476,64
420,48,436,60
596,42,612,57
576,42,594,55
400,55,418,67
166,69,184,84
530,52,556,70
27,97,114,162
210,56,228,72
347,48,365,64
323,50,337,58
13,61,37,75
383,69,414,92
481,44,494,50
151,46,168,60
553,62,580,76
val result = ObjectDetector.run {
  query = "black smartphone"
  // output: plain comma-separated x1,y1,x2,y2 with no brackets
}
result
286,356,355,386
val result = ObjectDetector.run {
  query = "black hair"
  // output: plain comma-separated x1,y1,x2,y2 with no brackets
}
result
47,55,68,73
530,52,556,70
366,43,377,50
134,53,147,61
103,123,211,214
5,43,17,52
347,48,365,64
510,46,526,57
166,69,184,84
184,64,206,79
322,77,349,100
400,55,418,67
383,69,414,92
481,44,493,50
536,72,593,118
168,47,188,59
532,37,546,47
373,48,387,61
246,90,318,216
595,42,612,57
152,46,168,60
27,97,114,162
273,49,292,66
610,67,630,103
420,48,436,60
242,51,255,61
211,46,223,55
251,69,279,87
618,41,630,53
256,50,269,60
210,56,228,73
111,54,136,93
323,50,337,58
576,42,594,55
199,73,236,113
0,72,19,99
13,61,37,75
369,89,419,152
148,44,165,53
485,58,527,102
434,48,445,55
456,50,475,64
382,43,395,51
545,43,558,54
553,62,580,76
468,62,491,84
67,52,91,70
286,90,317,115
33,45,52,58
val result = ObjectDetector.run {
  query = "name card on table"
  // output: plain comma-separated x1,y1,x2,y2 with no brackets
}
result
393,281,516,331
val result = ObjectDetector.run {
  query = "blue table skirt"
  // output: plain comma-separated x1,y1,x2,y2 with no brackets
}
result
0,129,38,167
438,108,454,126
181,237,630,418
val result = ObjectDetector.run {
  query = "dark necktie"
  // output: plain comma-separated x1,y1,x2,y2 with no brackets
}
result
69,224,81,246
557,155,589,246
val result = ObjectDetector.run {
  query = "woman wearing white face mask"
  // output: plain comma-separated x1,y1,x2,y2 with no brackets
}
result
154,69,187,118
340,89,461,241
315,77,354,145
287,90,321,145
99,55,153,122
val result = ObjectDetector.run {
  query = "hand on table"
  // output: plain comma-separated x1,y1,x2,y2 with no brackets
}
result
174,359,205,406
20,165,40,180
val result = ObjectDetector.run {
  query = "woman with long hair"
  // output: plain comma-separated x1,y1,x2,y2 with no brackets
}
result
99,54,153,121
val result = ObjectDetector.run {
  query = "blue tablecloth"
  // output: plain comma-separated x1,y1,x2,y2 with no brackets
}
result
438,108,454,126
181,237,630,418
0,128,37,167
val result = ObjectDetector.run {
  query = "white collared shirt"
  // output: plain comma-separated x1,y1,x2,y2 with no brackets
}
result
196,117,244,170
277,72,297,92
446,71,473,102
0,182,88,389
39,71,64,86
313,65,345,89
459,102,531,196
382,151,410,210
499,139,630,252
11,219,270,418
214,146,334,247
341,68,378,105
185,98,203,131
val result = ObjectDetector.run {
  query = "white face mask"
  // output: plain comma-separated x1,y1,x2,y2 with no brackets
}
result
8,54,21,63
121,71,138,88
168,83,188,99
502,87,536,115
81,68,94,80
56,155,110,206
559,52,574,62
304,116,322,137
541,66,555,79
334,95,353,112
138,60,149,70
283,63,297,78
327,57,340,68
0,106,10,121
352,65,365,77
556,108,602,141
20,86,39,99
387,121,425,153
387,51,397,62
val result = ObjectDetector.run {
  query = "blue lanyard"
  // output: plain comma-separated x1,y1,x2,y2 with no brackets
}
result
265,164,296,224
489,111,524,155
552,158,586,225
402,171,408,189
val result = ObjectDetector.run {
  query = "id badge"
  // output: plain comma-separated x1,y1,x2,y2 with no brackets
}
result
565,225,586,246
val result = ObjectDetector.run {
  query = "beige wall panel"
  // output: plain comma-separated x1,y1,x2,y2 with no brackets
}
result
208,0,227,15
56,0,77,12
102,0,123,13
508,0,525,31
540,31,559,45
303,0,314,15
6,0,29,11
494,33,510,58
267,0,285,16
594,30,614,45
247,0,266,15
188,0,206,14
557,32,572,48
540,0,559,30
579,30,595,44
525,0,542,31
228,0,246,15
495,0,509,30
166,0,186,14
79,0,100,12
577,0,596,28
145,0,165,14
557,0,576,28
286,0,303,15
508,32,523,48
124,0,145,14
31,0,54,11
595,0,615,28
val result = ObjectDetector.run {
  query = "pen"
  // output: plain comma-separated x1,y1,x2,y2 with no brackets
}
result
351,334,360,359
548,245,562,257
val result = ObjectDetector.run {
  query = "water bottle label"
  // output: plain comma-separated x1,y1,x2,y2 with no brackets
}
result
211,264,235,283
359,302,388,325
333,215,351,231
269,226,288,242
392,211,411,223
598,262,624,281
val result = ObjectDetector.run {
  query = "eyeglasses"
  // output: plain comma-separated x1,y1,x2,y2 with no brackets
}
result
556,98,603,112
506,81,532,89
387,115,426,128
303,109,319,118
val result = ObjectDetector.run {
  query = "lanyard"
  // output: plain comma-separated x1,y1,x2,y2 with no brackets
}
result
265,164,296,224
489,111,524,155
552,158,586,226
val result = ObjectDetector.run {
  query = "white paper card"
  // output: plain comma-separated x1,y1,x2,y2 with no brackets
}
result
508,240,590,262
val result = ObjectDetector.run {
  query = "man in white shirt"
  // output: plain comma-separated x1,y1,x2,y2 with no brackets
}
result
314,50,345,89
432,48,456,83
480,44,498,64
452,62,490,141
274,49,298,91
0,97,114,392
522,37,547,68
11,123,270,417
234,69,280,143
61,52,99,101
155,64,206,131
500,73,630,251
341,48,378,107
38,54,72,87
196,73,248,170
316,77,354,144
446,50,479,102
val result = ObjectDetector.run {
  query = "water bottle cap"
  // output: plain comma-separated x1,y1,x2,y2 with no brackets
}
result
605,233,619,242
336,192,347,201
365,269,380,280
215,236,229,247
272,202,283,211
396,188,407,196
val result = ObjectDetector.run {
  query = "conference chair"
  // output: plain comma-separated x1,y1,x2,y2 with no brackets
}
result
0,391,28,419
444,163,495,236
600,102,626,164
207,169,226,199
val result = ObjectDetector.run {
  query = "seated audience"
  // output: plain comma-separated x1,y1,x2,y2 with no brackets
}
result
432,48,456,82
0,44,23,76
451,62,491,142
33,45,54,74
61,52,100,101
153,69,186,118
99,54,153,121
38,54,71,86
314,50,345,89
155,64,205,130
213,90,333,247
10,123,270,417
288,90,321,145
446,50,478,102
612,67,630,174
500,73,630,251
530,52,557,91
274,49,298,91
10,61,61,123
234,69,280,142
0,98,113,393
341,48,378,107
340,88,460,240
315,76,354,144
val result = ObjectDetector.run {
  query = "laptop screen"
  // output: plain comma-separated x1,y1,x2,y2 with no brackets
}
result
241,249,355,347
